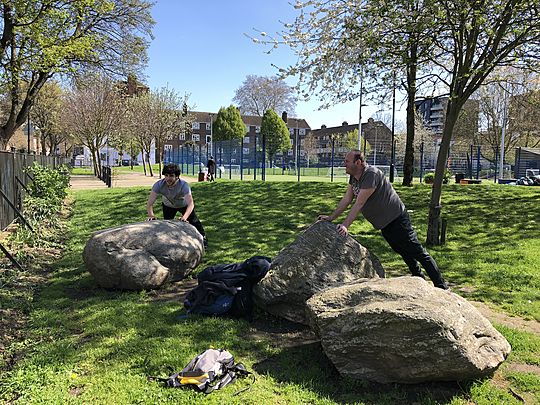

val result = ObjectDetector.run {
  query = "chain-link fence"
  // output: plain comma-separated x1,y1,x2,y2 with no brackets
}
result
163,138,526,184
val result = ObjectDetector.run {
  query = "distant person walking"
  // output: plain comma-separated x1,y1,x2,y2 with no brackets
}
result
207,156,216,182
146,163,208,248
318,150,448,289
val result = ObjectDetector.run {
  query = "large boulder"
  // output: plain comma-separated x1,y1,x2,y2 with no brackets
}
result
83,220,203,290
253,220,384,325
307,276,511,383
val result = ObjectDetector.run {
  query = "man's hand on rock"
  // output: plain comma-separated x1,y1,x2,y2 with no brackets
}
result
146,216,156,221
336,224,349,236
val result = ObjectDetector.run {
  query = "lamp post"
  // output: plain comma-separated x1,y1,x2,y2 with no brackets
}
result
296,119,300,182
357,79,368,150
390,74,396,182
209,113,214,159
374,122,383,166
499,85,508,180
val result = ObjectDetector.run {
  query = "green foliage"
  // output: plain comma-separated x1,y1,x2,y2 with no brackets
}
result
212,105,246,141
10,163,70,247
423,170,451,185
424,172,435,184
261,109,290,161
26,162,70,204
0,0,155,148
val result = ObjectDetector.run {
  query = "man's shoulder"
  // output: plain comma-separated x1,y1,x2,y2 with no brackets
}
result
152,178,166,188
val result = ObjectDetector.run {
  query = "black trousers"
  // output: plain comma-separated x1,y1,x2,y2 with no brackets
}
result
381,211,448,289
162,204,206,239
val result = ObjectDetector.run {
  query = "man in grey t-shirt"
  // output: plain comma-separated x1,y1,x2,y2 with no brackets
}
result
146,163,207,248
319,150,448,289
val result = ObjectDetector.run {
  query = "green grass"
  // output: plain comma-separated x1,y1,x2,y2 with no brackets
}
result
1,182,539,404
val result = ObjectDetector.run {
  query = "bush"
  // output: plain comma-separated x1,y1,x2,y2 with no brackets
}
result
10,163,71,247
424,172,435,184
423,170,452,184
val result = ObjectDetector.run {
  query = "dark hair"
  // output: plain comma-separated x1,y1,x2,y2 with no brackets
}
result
350,149,364,162
162,163,180,176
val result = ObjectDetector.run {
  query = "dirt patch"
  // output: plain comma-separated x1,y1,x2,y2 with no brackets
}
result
70,172,197,190
470,301,540,336
146,278,198,303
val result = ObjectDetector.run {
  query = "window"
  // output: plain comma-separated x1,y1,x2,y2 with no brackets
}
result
243,136,250,144
206,135,212,143
192,134,200,142
206,122,211,131
250,125,255,132
289,128,295,135
255,126,260,133
164,144,172,151
179,133,186,141
192,122,200,130
243,148,250,154
288,150,293,156
299,128,306,136
290,139,293,146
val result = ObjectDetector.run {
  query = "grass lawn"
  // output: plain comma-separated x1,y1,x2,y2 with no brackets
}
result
1,182,539,404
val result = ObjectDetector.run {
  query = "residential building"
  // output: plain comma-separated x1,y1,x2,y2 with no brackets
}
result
163,111,311,168
309,118,392,166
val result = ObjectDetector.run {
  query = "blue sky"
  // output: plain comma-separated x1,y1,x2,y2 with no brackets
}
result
145,0,404,130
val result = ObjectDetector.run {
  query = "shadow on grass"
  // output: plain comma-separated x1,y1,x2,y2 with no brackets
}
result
252,341,477,404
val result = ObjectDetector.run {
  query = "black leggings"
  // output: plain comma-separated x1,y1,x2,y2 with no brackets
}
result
162,204,206,238
381,211,447,288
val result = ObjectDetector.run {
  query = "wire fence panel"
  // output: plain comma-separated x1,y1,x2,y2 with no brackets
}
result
0,152,68,230
163,139,533,184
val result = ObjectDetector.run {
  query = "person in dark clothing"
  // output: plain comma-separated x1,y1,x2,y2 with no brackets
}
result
318,150,448,289
207,156,216,182
147,163,207,248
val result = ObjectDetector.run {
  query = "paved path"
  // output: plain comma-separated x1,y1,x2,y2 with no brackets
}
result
70,172,196,190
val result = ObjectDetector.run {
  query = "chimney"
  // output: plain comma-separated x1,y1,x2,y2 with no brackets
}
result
282,111,288,123
321,124,327,129
342,121,348,126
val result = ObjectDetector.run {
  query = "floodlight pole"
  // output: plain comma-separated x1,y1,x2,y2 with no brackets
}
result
390,74,396,183
357,76,363,150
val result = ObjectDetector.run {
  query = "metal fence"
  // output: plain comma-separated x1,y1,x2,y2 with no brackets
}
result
164,139,521,183
0,151,68,231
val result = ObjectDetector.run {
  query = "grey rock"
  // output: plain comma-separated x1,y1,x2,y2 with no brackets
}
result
307,276,511,383
83,220,203,290
253,220,384,324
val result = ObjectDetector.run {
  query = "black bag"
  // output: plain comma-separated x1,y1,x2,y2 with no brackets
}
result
149,348,252,394
184,256,271,320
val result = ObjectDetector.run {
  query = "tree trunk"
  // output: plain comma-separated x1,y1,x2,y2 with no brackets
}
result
402,46,418,187
426,102,461,246
141,152,147,176
147,152,153,177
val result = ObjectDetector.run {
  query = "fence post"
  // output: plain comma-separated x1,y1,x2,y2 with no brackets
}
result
253,136,257,180
419,142,424,182
494,145,499,182
476,145,481,180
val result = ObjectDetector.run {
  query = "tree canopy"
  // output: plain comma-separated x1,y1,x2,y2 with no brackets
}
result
0,0,154,149
212,106,246,141
233,75,297,116
260,109,290,162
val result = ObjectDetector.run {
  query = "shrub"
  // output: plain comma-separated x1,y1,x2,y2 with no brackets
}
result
423,170,452,184
424,172,435,184
10,163,71,247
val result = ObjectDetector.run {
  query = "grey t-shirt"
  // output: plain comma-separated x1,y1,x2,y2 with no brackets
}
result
151,178,191,208
349,165,404,229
